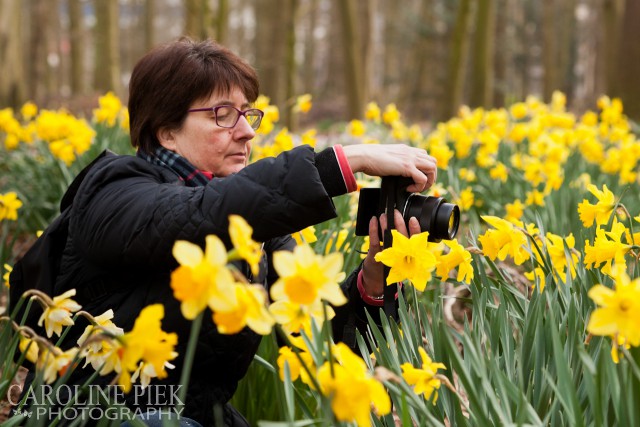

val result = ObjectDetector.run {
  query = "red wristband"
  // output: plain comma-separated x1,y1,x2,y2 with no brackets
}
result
357,270,385,306
333,144,357,193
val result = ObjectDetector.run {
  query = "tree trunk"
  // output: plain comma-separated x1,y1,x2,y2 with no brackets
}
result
0,0,26,108
255,0,287,107
144,0,155,51
46,0,61,99
398,0,434,119
469,0,495,109
69,0,83,95
381,0,400,101
302,0,319,95
358,0,372,109
337,0,364,119
557,0,576,99
442,0,472,120
599,0,625,97
215,0,229,44
94,0,120,95
493,0,507,107
284,0,299,129
616,0,640,119
541,0,558,101
184,0,201,38
27,0,49,102
199,0,212,39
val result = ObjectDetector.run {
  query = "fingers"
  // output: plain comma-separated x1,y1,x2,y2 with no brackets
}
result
408,216,421,236
406,152,438,193
368,216,381,250
394,209,409,236
379,210,410,238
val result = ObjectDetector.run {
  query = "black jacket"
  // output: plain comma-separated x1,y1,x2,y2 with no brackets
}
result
23,146,382,426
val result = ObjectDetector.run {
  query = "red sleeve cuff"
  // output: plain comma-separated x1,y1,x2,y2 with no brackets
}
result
333,144,357,193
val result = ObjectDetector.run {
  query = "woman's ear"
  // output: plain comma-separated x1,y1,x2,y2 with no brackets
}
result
156,127,176,151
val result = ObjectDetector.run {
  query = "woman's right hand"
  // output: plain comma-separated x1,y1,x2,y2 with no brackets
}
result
341,144,437,193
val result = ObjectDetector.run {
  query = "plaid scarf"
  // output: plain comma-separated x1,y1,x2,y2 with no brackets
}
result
137,146,213,187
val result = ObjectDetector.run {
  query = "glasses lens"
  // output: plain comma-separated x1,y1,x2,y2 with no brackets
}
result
215,106,239,128
245,110,263,130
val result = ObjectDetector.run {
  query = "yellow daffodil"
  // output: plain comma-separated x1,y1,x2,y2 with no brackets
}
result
0,192,23,221
77,309,124,374
426,137,455,169
458,168,477,182
578,184,615,228
505,199,524,223
228,214,262,276
610,333,631,364
455,187,475,211
544,232,579,283
253,95,279,135
19,336,40,364
478,216,530,265
37,346,79,384
131,360,175,389
3,263,12,288
317,343,391,427
93,92,123,127
364,102,381,122
118,304,178,393
35,109,95,164
401,346,446,404
301,128,317,147
525,189,545,207
277,345,316,384
435,240,474,283
489,162,508,182
292,225,317,245
274,127,294,151
37,289,82,338
20,101,38,120
269,298,333,334
171,235,236,319
525,267,547,292
584,219,632,275
509,102,529,120
347,119,366,137
294,94,312,113
374,230,437,292
212,282,275,335
587,267,640,347
325,228,350,253
382,103,401,125
271,244,347,307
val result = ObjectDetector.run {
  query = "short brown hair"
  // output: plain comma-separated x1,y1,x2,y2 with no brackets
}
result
128,37,260,154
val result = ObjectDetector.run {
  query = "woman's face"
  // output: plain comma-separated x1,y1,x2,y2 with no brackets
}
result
157,86,255,177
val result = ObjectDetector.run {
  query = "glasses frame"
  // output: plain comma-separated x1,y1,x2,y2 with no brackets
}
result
187,105,264,130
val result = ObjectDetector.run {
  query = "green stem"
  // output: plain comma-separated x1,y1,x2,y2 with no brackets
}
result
322,301,335,378
177,311,204,412
273,325,325,394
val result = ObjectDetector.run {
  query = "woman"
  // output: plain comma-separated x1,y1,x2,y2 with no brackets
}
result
27,37,437,426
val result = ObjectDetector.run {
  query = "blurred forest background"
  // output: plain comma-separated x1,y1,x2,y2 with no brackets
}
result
1,0,640,129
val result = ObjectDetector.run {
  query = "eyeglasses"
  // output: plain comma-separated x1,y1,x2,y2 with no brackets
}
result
187,105,264,130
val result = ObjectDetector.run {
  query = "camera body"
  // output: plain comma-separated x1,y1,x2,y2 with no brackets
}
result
355,176,460,242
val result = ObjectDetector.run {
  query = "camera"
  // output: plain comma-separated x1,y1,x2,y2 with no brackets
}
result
355,176,460,242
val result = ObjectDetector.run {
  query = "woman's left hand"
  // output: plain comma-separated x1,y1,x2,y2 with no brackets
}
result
361,209,421,298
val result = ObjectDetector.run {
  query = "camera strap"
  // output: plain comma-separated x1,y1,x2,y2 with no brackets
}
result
382,179,398,319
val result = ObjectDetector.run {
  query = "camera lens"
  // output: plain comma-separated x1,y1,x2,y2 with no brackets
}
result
403,194,460,242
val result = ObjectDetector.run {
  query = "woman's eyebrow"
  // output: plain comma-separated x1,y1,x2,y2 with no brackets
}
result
212,100,251,109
